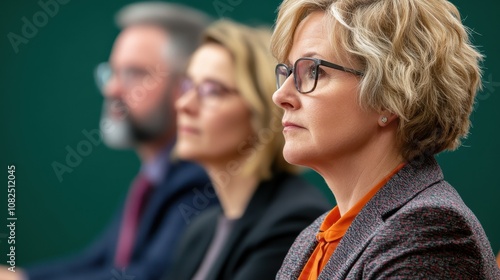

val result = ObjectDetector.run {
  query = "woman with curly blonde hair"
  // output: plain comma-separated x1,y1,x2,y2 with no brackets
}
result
271,0,500,278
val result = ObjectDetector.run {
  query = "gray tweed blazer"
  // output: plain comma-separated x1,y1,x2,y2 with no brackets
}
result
277,157,500,279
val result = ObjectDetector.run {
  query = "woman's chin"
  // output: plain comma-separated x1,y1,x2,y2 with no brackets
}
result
283,147,308,167
175,145,199,162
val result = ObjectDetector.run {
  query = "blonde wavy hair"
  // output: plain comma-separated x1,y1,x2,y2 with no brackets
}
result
204,20,299,180
271,0,483,160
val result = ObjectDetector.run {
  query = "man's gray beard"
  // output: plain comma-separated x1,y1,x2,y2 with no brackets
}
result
99,99,134,149
99,99,173,150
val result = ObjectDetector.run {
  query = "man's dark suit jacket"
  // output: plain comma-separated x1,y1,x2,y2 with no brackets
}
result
26,159,218,280
166,172,332,280
277,157,500,279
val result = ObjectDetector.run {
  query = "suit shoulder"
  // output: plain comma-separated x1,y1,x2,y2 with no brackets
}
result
363,181,499,278
383,181,479,235
271,174,332,214
390,180,478,227
166,160,211,187
250,174,331,240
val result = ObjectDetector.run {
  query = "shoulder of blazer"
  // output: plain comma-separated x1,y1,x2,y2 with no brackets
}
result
161,159,211,191
249,174,332,239
149,159,213,215
346,180,500,279
318,157,500,279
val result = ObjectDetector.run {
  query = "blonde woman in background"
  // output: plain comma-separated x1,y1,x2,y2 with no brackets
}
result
164,20,331,280
270,0,500,278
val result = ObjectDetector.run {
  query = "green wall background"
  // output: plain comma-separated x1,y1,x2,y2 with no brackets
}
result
1,0,499,266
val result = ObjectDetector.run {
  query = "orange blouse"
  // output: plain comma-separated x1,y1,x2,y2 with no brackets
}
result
496,251,500,267
299,163,405,280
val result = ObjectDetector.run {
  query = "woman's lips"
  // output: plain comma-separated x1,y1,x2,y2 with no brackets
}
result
282,121,304,132
178,125,200,135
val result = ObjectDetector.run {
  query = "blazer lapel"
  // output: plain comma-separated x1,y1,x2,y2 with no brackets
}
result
206,175,281,280
184,208,220,279
280,213,328,279
319,157,444,279
133,160,193,254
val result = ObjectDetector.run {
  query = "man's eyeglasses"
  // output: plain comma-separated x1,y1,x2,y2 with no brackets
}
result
94,62,155,91
180,78,238,105
275,57,364,94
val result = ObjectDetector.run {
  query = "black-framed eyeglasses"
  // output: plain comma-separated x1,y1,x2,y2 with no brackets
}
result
275,57,364,94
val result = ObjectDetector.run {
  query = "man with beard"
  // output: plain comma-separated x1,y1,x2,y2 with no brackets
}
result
0,3,218,280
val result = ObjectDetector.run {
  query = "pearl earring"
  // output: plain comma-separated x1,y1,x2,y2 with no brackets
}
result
381,116,388,124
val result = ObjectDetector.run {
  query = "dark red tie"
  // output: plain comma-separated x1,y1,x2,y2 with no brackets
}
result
114,173,153,268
